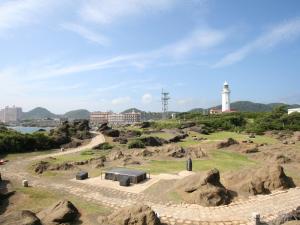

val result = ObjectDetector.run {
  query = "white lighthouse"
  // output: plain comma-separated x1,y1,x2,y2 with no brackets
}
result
222,81,231,112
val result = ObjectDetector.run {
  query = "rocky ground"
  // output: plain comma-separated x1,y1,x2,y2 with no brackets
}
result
1,125,300,225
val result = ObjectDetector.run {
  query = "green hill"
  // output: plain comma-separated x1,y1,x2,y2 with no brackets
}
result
63,109,90,120
22,107,58,120
208,101,300,112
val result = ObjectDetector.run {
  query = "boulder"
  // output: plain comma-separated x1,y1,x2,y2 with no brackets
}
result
139,121,151,128
190,126,209,135
275,154,292,164
34,161,51,174
103,128,120,137
139,136,165,147
179,122,196,129
248,165,295,195
274,206,300,225
50,162,74,171
186,146,207,158
244,147,259,154
178,169,232,206
167,146,186,158
217,138,239,149
37,200,79,224
168,134,188,143
0,210,42,225
98,123,110,132
109,150,124,161
99,204,161,225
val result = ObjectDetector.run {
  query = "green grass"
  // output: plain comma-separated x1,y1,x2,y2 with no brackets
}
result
141,132,174,140
129,149,257,174
15,186,111,215
50,149,108,164
184,131,278,145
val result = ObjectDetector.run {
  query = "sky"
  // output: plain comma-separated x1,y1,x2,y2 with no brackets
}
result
0,0,300,113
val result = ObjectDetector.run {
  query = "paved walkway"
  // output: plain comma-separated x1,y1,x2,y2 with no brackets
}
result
1,133,300,225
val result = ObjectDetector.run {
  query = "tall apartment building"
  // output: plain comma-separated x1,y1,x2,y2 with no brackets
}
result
0,106,23,123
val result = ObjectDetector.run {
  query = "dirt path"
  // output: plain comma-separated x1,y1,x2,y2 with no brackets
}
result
1,132,300,225
31,132,105,161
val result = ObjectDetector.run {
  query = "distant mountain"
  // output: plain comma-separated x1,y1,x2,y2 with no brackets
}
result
208,101,300,112
22,107,58,120
188,108,204,113
63,109,90,120
122,108,162,120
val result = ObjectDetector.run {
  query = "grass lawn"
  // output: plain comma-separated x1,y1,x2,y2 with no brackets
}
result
128,149,257,174
15,186,111,215
49,149,108,164
141,132,175,140
201,131,278,144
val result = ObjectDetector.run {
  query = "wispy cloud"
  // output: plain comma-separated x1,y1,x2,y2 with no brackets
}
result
61,23,110,46
111,96,131,106
79,0,177,25
214,18,300,68
142,93,153,104
0,0,59,35
165,29,228,58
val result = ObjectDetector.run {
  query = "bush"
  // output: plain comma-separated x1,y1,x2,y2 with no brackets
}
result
93,142,113,150
128,140,145,149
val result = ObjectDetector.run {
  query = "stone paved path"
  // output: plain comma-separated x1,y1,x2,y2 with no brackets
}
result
1,133,300,225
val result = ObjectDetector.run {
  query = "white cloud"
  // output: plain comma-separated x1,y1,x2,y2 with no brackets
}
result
166,29,228,57
142,93,153,104
61,23,110,46
111,96,131,106
214,18,300,68
79,0,176,25
0,0,60,35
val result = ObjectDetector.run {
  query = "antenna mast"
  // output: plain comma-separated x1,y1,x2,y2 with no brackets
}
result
161,89,170,120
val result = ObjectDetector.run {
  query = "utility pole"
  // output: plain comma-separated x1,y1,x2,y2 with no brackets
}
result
161,89,170,120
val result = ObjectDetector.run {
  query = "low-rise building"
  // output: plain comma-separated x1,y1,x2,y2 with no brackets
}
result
123,110,141,124
90,110,141,126
90,112,110,125
108,113,125,125
288,108,300,114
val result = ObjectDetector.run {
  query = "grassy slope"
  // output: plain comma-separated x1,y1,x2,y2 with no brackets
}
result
129,149,257,174
15,186,110,216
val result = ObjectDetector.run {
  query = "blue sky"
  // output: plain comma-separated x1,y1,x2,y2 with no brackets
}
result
0,0,300,113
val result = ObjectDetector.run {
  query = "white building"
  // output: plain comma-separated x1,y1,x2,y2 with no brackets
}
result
222,81,231,112
108,113,125,125
288,108,300,115
0,106,22,123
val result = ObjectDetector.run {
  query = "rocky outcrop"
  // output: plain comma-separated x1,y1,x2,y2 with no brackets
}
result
217,138,239,149
179,122,196,129
109,150,124,161
139,136,166,147
99,204,161,225
177,169,232,206
37,200,79,224
169,134,188,143
103,129,120,137
248,165,295,195
273,206,300,225
0,210,42,225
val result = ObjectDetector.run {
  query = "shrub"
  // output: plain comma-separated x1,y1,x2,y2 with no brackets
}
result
128,140,145,149
93,142,113,150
